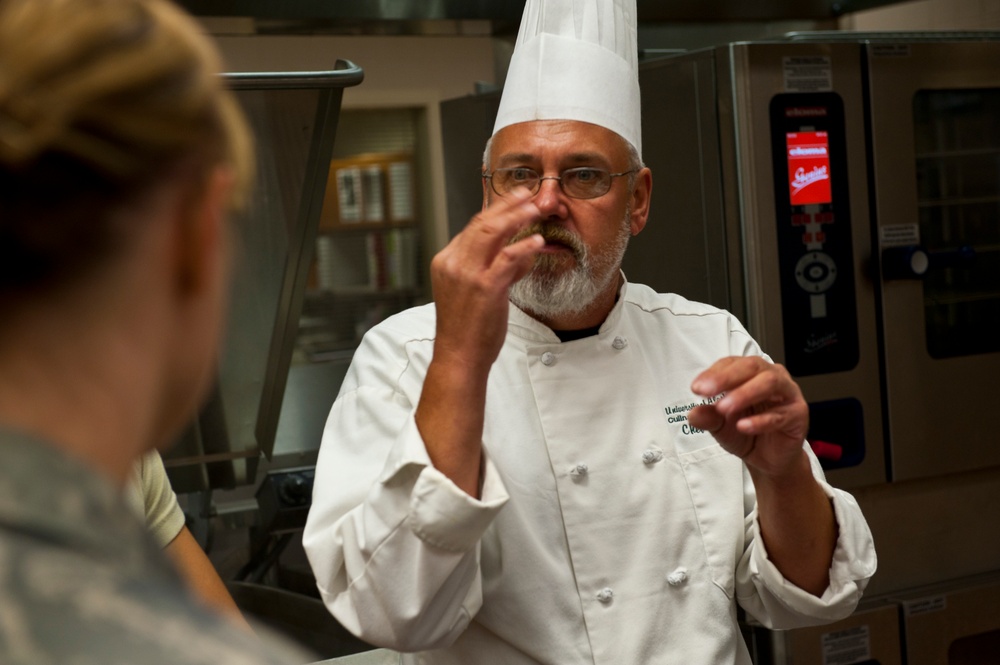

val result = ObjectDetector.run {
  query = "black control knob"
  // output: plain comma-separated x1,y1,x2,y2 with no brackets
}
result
277,473,312,507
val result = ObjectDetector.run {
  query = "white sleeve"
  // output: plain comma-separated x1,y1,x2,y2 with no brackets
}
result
736,445,877,628
302,326,509,652
727,314,877,627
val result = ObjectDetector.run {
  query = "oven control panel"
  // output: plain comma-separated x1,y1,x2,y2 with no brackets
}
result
769,92,860,377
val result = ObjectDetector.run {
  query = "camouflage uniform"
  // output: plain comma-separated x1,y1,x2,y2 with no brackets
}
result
0,430,309,665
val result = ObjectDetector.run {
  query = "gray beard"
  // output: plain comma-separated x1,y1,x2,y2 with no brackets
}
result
509,211,631,320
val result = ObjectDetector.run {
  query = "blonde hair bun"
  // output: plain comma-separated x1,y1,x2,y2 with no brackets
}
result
0,0,252,295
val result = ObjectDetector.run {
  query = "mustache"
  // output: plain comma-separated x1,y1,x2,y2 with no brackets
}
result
509,223,585,258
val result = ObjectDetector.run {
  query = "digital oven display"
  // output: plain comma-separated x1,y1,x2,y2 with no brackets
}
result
786,131,832,206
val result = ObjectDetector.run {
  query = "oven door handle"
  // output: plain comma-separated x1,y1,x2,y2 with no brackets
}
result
881,245,975,280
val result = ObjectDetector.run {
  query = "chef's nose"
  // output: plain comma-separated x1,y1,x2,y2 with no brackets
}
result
532,176,569,220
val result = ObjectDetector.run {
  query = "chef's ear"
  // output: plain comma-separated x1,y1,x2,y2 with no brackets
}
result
629,167,652,237
482,171,491,211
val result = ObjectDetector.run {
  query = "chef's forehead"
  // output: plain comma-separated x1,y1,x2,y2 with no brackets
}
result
485,120,633,167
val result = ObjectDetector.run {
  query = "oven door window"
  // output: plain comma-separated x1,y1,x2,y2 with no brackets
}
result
914,88,1000,359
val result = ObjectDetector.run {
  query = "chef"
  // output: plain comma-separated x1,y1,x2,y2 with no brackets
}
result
303,0,877,662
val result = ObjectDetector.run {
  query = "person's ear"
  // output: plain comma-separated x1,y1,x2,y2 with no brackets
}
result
174,167,235,296
629,167,652,237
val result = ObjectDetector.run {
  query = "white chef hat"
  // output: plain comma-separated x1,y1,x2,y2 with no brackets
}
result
493,0,641,157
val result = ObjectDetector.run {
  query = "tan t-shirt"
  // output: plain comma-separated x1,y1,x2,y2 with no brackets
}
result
124,450,186,547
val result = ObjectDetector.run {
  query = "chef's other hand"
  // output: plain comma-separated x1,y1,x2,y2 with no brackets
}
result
688,356,810,479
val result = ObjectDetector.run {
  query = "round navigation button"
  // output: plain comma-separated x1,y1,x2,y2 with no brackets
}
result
794,251,837,293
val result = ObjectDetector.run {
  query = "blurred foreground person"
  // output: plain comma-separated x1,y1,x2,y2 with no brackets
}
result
0,0,305,662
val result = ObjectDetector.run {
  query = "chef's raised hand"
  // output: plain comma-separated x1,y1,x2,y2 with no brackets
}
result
687,356,810,479
429,189,544,371
417,189,543,497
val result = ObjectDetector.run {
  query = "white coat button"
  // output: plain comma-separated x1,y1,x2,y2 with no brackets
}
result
596,587,614,603
612,336,627,350
641,449,663,465
569,463,589,478
666,568,688,586
541,352,556,366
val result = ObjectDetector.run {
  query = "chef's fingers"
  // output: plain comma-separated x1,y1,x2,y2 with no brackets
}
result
691,356,775,398
733,403,807,437
455,189,540,265
711,363,801,419
488,233,545,286
431,229,543,300
690,356,741,396
687,404,726,435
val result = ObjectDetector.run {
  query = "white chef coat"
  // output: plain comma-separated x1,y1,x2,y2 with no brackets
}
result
303,279,877,665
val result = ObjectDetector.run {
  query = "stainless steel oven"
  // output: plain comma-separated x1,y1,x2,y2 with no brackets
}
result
622,36,1000,489
864,41,1000,483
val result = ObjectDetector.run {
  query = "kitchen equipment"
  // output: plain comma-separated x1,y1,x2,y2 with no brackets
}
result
752,598,903,665
672,36,1000,488
163,62,364,493
895,573,1000,665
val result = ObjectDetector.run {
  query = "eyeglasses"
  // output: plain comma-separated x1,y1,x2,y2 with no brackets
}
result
483,167,636,200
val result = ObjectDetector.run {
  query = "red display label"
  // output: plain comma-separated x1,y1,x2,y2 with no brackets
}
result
786,131,832,206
